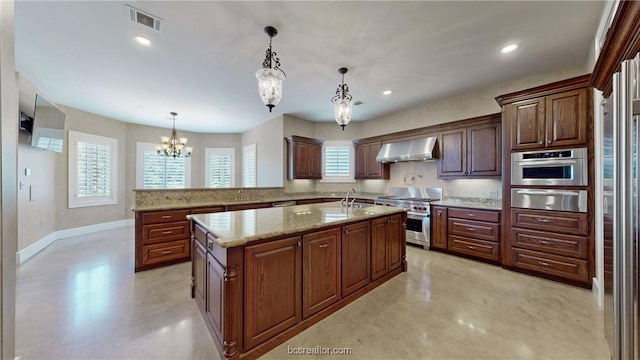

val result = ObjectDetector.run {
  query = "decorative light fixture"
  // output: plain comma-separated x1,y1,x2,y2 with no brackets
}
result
155,112,193,158
255,26,286,112
332,67,353,131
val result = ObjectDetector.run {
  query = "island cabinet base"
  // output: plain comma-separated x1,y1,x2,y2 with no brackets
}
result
190,213,407,360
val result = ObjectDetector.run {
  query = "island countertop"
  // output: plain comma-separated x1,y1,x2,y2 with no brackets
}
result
187,201,406,248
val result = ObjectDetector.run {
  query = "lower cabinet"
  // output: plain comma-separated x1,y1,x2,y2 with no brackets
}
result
244,236,302,350
207,252,225,343
341,221,371,297
302,228,341,318
371,214,404,280
431,206,448,250
193,240,207,310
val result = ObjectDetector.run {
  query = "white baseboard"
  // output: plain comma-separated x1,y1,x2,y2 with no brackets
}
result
16,219,134,265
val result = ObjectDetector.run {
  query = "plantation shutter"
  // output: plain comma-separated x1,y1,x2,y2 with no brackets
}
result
76,141,111,197
324,146,351,177
142,150,186,189
243,144,256,187
209,154,232,188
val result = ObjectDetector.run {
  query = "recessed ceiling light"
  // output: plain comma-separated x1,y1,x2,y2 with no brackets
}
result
383,90,393,96
501,44,518,54
135,36,152,47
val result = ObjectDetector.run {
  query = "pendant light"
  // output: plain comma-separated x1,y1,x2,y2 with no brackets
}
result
155,112,193,158
332,67,353,130
255,26,286,112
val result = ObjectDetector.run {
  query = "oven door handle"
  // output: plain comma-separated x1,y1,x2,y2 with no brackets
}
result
515,190,582,196
516,159,578,167
407,212,428,219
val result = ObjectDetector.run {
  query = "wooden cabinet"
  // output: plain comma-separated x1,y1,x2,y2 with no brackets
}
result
296,198,324,205
193,239,207,310
438,119,501,179
206,251,225,343
135,209,191,271
447,208,501,262
286,135,323,179
354,141,389,179
226,202,273,211
244,236,302,349
506,88,588,150
341,221,371,296
371,214,404,280
507,208,589,283
431,206,448,250
302,228,341,318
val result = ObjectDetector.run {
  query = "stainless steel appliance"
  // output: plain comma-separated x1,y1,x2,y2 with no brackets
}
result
374,187,442,248
376,137,438,163
511,188,587,213
603,53,639,359
511,147,588,186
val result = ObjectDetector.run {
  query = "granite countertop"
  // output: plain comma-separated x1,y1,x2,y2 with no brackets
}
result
431,198,502,211
132,192,383,212
187,201,405,248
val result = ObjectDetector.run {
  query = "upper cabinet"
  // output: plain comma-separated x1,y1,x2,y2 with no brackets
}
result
286,136,323,180
354,141,389,180
506,88,587,151
497,74,591,152
438,114,501,179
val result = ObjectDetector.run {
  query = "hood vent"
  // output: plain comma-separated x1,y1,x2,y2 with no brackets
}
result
375,137,438,163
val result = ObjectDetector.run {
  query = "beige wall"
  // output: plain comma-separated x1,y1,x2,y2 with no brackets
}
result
242,115,284,187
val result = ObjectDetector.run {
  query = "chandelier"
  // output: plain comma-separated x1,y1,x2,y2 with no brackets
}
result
332,67,353,130
156,112,193,158
255,26,286,112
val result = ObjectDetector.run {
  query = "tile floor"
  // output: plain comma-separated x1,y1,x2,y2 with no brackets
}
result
15,225,610,359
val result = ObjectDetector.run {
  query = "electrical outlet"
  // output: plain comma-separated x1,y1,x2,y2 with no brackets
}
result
488,190,498,199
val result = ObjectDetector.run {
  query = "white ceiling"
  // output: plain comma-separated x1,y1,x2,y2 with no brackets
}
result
15,1,605,133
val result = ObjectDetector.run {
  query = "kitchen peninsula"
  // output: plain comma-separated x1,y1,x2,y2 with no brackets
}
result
187,202,407,360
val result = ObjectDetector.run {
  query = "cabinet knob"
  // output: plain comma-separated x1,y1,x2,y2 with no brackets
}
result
207,239,214,250
538,141,543,145
547,140,552,144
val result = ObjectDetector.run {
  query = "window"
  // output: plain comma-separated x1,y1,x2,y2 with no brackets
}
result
68,131,118,208
322,140,354,182
205,148,235,188
136,142,191,189
243,144,256,187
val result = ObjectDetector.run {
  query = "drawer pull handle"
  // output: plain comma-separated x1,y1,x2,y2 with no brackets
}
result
161,215,172,219
162,231,174,235
538,240,551,245
467,213,475,217
207,239,214,250
539,261,552,267
537,219,552,223
467,227,475,231
161,250,172,255
319,243,328,248
467,245,477,250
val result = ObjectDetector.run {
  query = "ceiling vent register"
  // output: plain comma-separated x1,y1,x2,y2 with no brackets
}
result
125,5,162,32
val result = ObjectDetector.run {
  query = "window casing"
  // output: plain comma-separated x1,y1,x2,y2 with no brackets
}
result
136,142,191,189
322,140,355,182
68,131,118,208
243,144,256,187
205,148,235,188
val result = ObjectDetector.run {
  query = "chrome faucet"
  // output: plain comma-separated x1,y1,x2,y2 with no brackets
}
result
342,188,357,208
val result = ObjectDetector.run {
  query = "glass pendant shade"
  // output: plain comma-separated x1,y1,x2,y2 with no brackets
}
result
255,68,285,111
156,112,191,158
334,98,353,129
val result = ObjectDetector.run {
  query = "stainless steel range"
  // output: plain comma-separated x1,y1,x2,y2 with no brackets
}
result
375,187,442,248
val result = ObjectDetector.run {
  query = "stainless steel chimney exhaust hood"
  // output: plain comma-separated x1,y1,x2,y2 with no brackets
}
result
375,137,438,163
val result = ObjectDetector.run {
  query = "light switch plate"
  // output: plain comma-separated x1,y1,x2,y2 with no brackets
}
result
25,168,31,176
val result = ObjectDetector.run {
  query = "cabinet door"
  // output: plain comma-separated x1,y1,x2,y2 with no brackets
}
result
354,143,367,179
431,206,448,249
387,214,404,272
545,88,587,148
341,221,371,296
303,228,341,318
508,97,545,150
193,240,207,310
371,217,389,280
206,252,225,342
244,236,301,349
366,142,383,178
467,123,501,177
438,128,467,177
308,143,322,179
295,142,311,178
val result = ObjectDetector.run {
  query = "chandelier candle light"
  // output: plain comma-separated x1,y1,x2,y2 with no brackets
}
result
256,26,286,112
332,67,353,130
156,112,193,158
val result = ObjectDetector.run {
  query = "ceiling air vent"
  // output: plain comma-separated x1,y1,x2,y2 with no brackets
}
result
125,5,162,32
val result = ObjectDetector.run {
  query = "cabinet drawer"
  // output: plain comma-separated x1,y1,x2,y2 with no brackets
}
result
142,210,190,224
511,248,588,283
226,202,272,211
143,221,190,245
448,219,499,242
190,206,225,214
448,208,499,223
511,208,587,236
142,240,190,266
511,228,587,258
449,236,500,261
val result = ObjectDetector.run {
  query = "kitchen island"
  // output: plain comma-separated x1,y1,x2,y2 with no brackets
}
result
188,202,407,360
